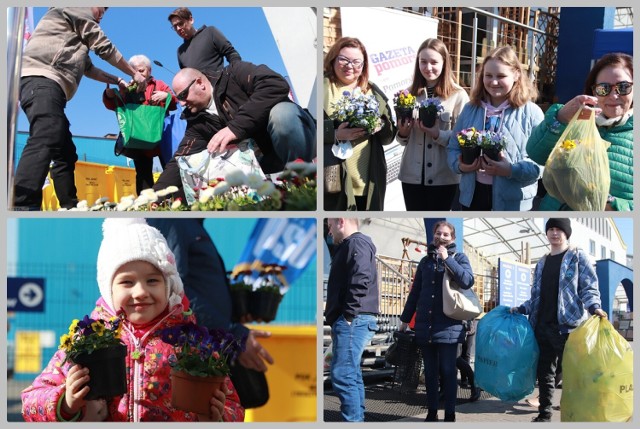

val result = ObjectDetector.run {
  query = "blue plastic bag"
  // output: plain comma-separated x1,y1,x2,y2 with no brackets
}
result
475,306,539,401
159,105,187,163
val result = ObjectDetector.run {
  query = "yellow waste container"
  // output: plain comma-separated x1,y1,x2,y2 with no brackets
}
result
106,165,137,203
244,325,316,422
41,176,60,211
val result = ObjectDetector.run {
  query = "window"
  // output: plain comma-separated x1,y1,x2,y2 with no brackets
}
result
589,239,596,256
601,245,607,259
611,250,616,261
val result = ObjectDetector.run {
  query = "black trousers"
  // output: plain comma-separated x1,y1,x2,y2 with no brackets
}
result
461,182,492,211
14,77,78,209
401,182,457,211
535,324,568,416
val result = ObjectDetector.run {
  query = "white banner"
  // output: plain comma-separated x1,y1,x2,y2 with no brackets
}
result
340,7,438,104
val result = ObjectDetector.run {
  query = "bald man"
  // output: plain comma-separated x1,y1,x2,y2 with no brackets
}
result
152,63,315,199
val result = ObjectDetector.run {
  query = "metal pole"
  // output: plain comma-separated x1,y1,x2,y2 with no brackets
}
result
7,7,26,209
471,14,478,86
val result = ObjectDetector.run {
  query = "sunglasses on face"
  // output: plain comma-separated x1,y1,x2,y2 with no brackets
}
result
176,79,197,101
592,81,633,97
336,55,364,70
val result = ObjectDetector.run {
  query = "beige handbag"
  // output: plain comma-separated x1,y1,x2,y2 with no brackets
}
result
442,269,482,320
324,164,342,194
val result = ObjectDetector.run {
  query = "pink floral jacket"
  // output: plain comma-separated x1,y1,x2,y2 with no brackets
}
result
21,296,245,422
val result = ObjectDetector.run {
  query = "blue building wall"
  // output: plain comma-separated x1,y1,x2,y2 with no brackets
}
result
15,132,131,169
555,7,616,103
8,218,317,380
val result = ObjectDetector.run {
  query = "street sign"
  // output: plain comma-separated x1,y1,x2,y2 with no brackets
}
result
7,277,45,312
498,259,531,308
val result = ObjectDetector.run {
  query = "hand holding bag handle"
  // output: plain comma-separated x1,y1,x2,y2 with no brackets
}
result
442,260,482,320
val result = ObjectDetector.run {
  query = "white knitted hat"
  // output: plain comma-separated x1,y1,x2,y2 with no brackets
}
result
97,218,183,313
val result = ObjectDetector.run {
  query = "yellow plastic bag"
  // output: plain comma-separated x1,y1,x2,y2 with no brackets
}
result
561,316,633,422
542,107,611,211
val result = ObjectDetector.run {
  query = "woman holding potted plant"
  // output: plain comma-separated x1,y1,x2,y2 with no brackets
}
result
447,45,543,211
323,37,397,211
396,38,470,211
21,219,244,422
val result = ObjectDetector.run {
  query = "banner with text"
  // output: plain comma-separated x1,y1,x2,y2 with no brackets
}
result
340,7,438,112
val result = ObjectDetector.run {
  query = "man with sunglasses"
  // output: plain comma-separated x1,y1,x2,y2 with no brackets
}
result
527,52,633,211
13,7,148,210
168,7,241,74
152,63,316,199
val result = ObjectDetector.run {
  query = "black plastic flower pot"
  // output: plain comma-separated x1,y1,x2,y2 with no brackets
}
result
250,289,283,323
482,147,502,161
73,344,127,400
419,107,438,128
461,146,481,164
230,288,251,323
394,107,414,123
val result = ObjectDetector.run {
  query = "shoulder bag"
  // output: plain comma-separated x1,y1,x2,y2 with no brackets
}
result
442,260,482,320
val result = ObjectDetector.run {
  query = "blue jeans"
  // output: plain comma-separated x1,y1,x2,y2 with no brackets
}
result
261,101,316,173
14,76,79,209
421,343,459,414
330,314,378,422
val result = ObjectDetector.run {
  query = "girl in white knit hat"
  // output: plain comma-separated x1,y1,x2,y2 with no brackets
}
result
21,219,244,422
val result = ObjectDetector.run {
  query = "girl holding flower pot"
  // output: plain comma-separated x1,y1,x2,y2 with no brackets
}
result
324,37,397,211
396,38,470,211
21,219,244,422
447,46,543,211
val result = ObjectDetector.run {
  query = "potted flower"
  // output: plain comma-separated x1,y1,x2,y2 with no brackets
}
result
250,264,285,323
393,89,416,122
160,323,245,415
456,127,482,164
330,87,382,135
478,130,507,161
418,97,444,128
59,314,127,400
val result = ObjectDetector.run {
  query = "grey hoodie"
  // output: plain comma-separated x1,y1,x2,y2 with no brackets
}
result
21,7,123,100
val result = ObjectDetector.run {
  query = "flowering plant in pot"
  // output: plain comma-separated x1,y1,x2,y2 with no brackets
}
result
393,89,416,122
330,87,382,135
160,323,245,415
59,313,127,400
418,97,444,127
250,264,286,323
456,127,482,164
229,270,254,323
478,130,507,161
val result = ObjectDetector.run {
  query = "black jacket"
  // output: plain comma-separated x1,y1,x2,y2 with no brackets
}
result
325,232,379,326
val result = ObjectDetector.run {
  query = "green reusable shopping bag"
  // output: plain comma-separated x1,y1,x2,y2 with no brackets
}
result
115,92,171,150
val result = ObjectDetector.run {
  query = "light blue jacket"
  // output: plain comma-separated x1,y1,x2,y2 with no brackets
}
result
519,246,602,333
447,101,544,210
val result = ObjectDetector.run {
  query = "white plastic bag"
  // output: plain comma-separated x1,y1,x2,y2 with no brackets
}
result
177,141,265,205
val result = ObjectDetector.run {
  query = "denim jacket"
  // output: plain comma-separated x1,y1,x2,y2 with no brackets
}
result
447,101,544,210
519,246,602,333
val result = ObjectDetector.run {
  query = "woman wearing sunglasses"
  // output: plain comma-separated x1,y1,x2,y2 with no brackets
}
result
527,52,633,211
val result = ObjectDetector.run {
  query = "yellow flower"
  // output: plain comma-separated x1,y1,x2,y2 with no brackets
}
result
561,139,578,151
68,319,79,335
59,334,72,351
91,321,105,336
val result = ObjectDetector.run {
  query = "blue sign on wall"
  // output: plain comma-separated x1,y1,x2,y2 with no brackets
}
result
7,277,45,312
498,259,531,307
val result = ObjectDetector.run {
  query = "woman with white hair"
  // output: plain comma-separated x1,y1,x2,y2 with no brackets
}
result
103,54,178,194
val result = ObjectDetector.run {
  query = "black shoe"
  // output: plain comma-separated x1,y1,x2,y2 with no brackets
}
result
444,412,456,422
469,387,481,402
425,410,438,422
532,414,551,422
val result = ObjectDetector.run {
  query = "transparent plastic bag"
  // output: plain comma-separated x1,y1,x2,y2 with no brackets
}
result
475,306,539,401
561,316,633,422
542,107,611,210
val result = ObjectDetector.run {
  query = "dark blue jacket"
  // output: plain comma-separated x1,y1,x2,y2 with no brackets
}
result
325,232,379,326
400,243,474,345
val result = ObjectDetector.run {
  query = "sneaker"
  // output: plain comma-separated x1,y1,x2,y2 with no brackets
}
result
532,414,551,422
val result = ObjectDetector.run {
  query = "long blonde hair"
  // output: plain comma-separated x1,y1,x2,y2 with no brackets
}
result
470,46,538,107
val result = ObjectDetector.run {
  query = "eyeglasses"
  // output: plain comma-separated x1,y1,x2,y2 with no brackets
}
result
171,20,187,31
592,81,633,97
176,79,197,101
336,55,364,70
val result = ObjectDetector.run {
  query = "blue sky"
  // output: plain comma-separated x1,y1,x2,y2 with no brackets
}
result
16,7,289,137
613,218,633,255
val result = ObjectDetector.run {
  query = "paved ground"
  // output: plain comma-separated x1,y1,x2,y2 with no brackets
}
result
324,372,563,423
